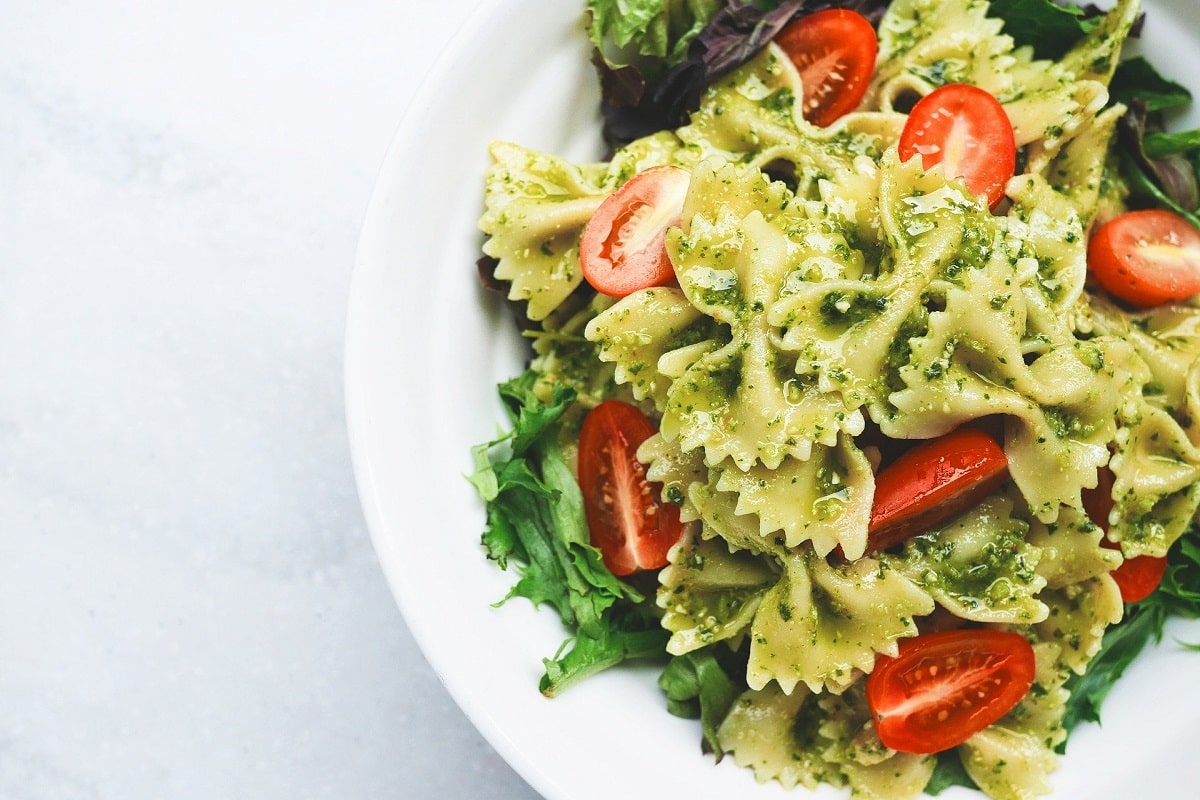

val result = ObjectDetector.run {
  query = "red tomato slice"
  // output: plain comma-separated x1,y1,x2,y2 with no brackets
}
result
867,427,1009,553
1087,209,1200,307
1082,466,1168,603
580,165,690,298
897,83,1016,210
1108,552,1168,603
1080,464,1117,534
774,8,878,127
576,400,684,576
867,629,1036,754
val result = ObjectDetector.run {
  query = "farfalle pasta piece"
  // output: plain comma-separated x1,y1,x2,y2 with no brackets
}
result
960,726,1058,800
819,686,936,800
659,484,777,650
678,45,885,197
1105,303,1200,416
891,496,1048,624
744,546,933,695
638,433,707,523
1025,504,1122,590
717,683,840,792
1087,299,1200,557
1109,404,1200,557
588,159,878,470
871,0,1018,104
893,333,1137,521
1002,108,1126,314
1033,575,1124,674
584,286,721,409
713,435,874,559
719,681,935,798
872,160,1140,519
1057,0,1142,87
663,484,934,695
657,161,868,470
641,424,873,558
479,142,611,321
1006,0,1140,172
959,642,1072,800
1016,96,1124,226
872,0,1139,165
480,133,684,321
772,155,971,418
657,527,777,653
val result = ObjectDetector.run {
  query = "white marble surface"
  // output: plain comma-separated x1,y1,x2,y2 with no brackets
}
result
1,2,540,798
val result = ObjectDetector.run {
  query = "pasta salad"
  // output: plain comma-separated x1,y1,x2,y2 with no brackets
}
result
468,0,1200,797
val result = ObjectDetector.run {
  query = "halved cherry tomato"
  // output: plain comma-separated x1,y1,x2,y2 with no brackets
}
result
1082,466,1168,603
577,400,684,576
867,629,1036,754
1108,550,1169,604
897,83,1016,210
1087,209,1200,307
867,427,1009,554
579,165,690,298
774,8,878,127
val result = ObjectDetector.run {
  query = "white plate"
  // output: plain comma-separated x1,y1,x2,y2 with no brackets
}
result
346,1,1200,797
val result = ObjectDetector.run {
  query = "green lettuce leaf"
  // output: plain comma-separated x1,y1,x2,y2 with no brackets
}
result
472,371,638,637
1144,129,1200,160
1061,603,1165,736
1110,55,1192,112
658,647,744,756
926,749,980,795
541,601,671,696
587,0,721,69
988,0,1103,61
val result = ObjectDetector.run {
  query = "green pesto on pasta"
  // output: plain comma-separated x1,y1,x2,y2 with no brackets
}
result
477,0,1200,797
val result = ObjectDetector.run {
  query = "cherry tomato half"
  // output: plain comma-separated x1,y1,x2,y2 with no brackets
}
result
1108,550,1169,604
898,83,1016,210
867,427,1009,554
577,400,684,576
579,165,690,298
774,8,878,127
1082,466,1168,603
867,629,1036,754
1087,209,1200,307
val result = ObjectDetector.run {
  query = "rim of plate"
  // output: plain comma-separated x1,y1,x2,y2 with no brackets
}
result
345,1,587,798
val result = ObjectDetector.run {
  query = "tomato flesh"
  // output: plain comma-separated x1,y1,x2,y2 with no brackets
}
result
1087,209,1200,307
1108,552,1169,604
1082,466,1168,603
867,629,1036,754
580,165,690,298
898,83,1016,210
577,400,684,576
867,428,1009,553
774,9,878,127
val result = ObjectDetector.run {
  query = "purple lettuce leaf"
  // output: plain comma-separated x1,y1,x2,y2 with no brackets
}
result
1118,98,1200,217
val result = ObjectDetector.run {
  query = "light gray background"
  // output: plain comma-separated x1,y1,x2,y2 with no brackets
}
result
1,2,540,797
